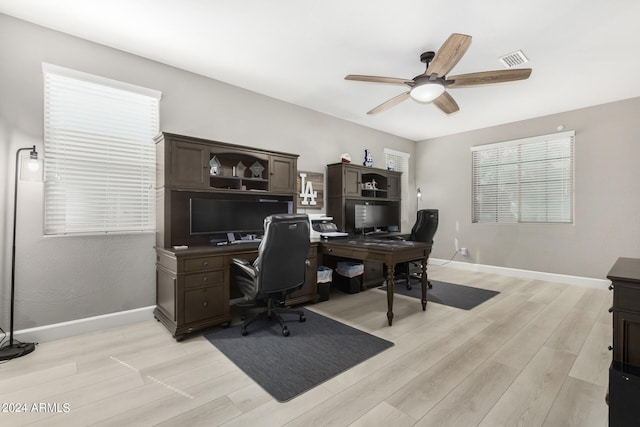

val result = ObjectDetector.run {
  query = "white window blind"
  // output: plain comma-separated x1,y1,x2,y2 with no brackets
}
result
43,63,161,235
384,148,410,225
471,131,574,224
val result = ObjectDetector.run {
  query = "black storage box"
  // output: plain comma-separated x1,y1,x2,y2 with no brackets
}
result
335,273,361,294
609,361,640,426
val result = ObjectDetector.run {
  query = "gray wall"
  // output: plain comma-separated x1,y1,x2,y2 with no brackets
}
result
0,14,415,329
416,96,640,279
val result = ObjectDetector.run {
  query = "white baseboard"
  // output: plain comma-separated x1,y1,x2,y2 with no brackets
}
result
14,306,156,344
429,259,610,289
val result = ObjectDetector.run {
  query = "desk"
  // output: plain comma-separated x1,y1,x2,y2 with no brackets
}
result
319,237,432,326
155,237,430,339
155,243,319,340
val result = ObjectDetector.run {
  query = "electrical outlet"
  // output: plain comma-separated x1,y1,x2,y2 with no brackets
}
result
460,247,468,256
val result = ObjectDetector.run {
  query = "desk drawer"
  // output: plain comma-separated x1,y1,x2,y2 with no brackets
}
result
184,270,224,288
184,284,227,324
613,283,640,312
184,256,223,272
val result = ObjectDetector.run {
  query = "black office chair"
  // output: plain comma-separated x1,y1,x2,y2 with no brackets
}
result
397,209,438,290
231,213,311,337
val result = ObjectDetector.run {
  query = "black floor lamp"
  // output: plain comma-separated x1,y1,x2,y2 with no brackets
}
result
0,145,40,361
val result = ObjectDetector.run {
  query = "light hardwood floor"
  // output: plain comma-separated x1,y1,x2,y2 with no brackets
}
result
0,266,612,426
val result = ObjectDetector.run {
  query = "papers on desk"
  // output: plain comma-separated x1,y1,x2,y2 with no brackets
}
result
320,231,349,239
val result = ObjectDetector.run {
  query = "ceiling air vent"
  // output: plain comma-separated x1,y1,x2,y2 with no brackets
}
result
498,50,529,68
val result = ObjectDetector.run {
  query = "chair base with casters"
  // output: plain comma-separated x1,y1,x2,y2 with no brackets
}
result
236,297,306,337
396,261,433,290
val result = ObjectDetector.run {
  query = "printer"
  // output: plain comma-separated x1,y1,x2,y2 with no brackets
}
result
308,214,348,239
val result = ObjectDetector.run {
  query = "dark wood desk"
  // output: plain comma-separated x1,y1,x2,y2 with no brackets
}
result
319,237,432,326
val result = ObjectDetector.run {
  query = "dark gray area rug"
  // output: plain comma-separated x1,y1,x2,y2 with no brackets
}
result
203,308,393,402
380,280,499,310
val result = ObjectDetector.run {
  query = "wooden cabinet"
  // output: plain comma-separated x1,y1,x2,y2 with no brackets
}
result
607,257,640,425
326,162,402,233
387,173,401,199
155,133,300,249
154,133,319,339
167,139,210,188
270,155,296,193
343,167,361,197
156,132,298,195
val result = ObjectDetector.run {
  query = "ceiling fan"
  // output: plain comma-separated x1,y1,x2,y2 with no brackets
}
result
345,33,532,115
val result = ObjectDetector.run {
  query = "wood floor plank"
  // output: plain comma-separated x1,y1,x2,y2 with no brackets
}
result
349,401,417,427
414,360,520,427
491,286,584,370
568,319,612,386
283,363,422,426
545,307,601,355
385,333,505,420
542,377,608,427
0,266,614,426
479,347,576,427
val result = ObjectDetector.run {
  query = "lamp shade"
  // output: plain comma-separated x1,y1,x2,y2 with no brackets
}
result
410,82,445,103
20,154,43,182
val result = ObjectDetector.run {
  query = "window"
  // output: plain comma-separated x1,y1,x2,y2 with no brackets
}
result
43,64,161,235
384,148,410,224
471,131,574,224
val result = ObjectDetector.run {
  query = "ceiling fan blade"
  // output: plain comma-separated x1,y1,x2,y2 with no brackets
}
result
426,33,472,77
367,92,410,114
345,75,411,85
448,68,532,87
433,91,459,114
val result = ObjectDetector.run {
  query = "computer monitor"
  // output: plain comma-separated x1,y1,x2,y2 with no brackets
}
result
190,198,293,235
353,202,399,231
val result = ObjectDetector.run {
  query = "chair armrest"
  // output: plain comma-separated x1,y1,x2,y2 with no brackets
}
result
231,258,258,279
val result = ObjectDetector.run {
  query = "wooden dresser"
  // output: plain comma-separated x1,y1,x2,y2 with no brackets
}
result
607,257,640,426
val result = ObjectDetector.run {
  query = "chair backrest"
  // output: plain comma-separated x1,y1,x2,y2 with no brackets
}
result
254,213,311,296
409,209,439,243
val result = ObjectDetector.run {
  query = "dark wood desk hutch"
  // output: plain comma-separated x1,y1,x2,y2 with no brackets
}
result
154,133,318,340
607,257,640,426
326,162,402,287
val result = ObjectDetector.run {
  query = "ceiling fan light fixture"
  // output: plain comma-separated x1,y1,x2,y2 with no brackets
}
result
410,82,445,103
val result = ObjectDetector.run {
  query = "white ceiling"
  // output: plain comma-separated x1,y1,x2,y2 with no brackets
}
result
2,0,640,141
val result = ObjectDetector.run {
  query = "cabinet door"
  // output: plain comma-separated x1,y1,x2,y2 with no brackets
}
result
270,155,296,193
156,267,176,321
613,310,640,366
344,167,361,197
169,140,209,188
387,173,401,199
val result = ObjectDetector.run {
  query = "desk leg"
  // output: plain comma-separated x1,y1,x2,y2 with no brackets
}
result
421,256,428,310
385,263,395,326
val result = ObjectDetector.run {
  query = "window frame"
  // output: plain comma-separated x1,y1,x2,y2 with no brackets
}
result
383,148,411,227
471,130,575,224
42,63,161,236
